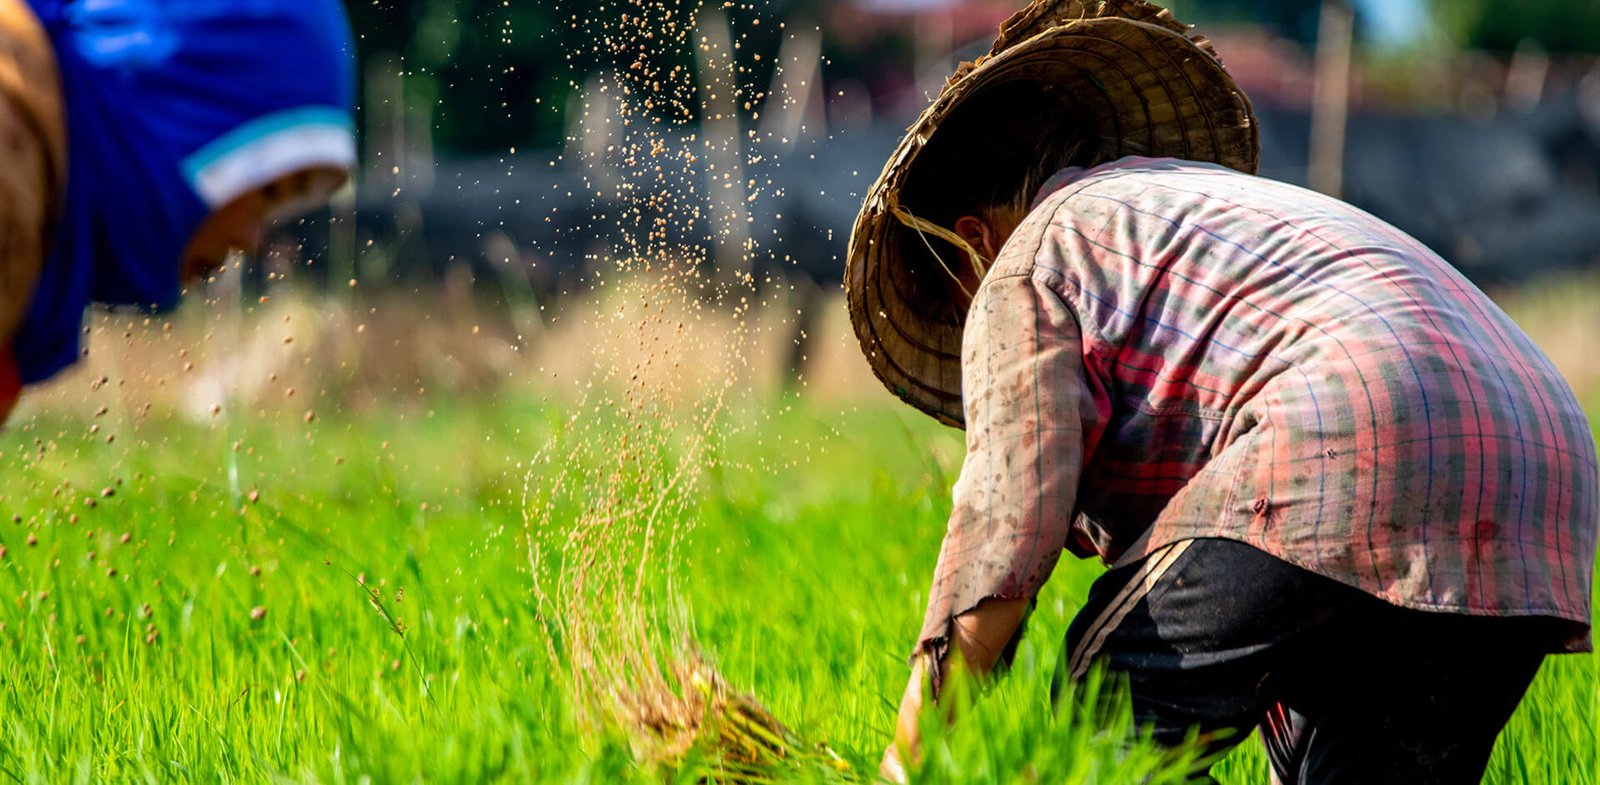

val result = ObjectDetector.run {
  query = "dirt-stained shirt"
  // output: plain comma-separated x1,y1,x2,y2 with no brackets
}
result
917,157,1599,662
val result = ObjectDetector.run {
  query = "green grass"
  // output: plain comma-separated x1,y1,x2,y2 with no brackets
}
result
0,394,1593,783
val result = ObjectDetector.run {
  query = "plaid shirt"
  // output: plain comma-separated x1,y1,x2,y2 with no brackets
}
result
919,157,1599,660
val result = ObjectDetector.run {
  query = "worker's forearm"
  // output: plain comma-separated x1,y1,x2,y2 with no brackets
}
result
946,595,1029,677
890,595,1031,770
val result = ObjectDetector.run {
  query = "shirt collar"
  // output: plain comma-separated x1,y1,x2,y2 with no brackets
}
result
1031,155,1165,208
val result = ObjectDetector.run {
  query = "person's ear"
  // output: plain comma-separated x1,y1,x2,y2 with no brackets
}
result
953,215,999,259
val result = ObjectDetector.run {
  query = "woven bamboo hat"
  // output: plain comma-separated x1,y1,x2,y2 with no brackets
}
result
846,0,1259,428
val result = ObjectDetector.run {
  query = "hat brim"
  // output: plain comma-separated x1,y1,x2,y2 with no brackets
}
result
846,15,1259,428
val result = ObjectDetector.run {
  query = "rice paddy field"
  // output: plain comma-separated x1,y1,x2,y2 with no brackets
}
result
0,282,1595,784
7,0,1599,778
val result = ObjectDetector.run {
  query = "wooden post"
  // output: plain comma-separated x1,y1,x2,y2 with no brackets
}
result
693,8,752,275
364,52,405,192
1309,0,1354,199
571,70,619,195
1504,39,1550,113
759,22,824,147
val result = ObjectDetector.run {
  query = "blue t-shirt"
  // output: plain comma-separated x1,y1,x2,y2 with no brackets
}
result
15,0,356,383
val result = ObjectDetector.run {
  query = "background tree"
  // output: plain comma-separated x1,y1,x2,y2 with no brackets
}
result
345,1,565,152
1166,0,1329,44
1431,0,1600,55
343,0,814,154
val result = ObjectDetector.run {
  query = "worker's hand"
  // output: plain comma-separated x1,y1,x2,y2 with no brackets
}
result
879,744,908,784
884,596,1030,781
883,653,931,781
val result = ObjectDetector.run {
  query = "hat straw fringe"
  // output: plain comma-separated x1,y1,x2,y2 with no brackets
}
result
889,203,991,297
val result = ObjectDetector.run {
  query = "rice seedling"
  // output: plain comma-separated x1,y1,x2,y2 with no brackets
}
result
612,649,857,783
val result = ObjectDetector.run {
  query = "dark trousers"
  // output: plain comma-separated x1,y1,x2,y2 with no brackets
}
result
1060,538,1561,784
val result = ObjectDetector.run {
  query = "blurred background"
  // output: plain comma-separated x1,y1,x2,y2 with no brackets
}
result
25,0,1600,419
329,0,1600,280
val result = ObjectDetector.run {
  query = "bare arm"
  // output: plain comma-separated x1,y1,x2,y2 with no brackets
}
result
882,596,1030,782
880,271,1095,782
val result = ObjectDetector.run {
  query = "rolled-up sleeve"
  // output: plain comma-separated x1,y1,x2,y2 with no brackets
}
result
913,270,1100,665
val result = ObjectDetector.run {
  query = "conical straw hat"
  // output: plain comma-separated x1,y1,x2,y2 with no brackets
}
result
846,0,1258,428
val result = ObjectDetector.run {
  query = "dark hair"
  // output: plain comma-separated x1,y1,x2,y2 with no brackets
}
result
903,80,1101,228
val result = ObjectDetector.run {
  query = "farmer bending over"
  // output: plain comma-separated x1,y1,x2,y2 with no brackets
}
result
0,0,357,421
847,2,1599,782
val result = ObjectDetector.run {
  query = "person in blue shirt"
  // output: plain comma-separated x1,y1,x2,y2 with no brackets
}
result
0,0,357,419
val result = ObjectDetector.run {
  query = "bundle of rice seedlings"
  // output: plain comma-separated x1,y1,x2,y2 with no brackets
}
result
615,651,857,784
